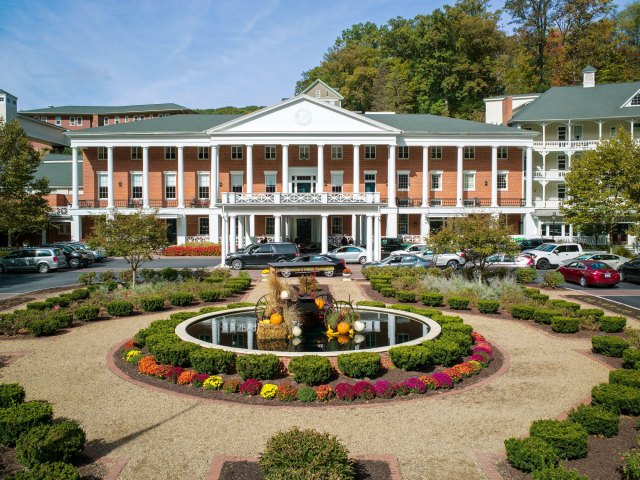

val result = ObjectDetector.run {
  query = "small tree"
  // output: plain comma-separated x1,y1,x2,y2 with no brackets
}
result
429,214,519,280
0,120,51,244
561,129,640,249
87,210,168,287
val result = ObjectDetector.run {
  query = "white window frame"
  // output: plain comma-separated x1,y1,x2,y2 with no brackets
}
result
557,125,567,141
164,172,177,200
557,154,567,170
97,172,108,200
331,216,343,235
364,171,376,193
572,124,583,140
397,171,410,191
114,115,120,125
55,116,61,126
430,171,443,191
131,172,143,199
131,147,142,160
264,171,277,193
230,171,244,193
97,147,107,160
331,145,343,160
397,146,409,160
198,217,209,236
198,147,209,160
557,184,566,199
315,89,321,98
76,116,83,126
231,145,243,160
69,117,76,127
364,145,376,159
464,146,475,160
164,146,176,160
610,126,617,137
463,170,476,191
103,117,109,126
431,146,442,159
497,146,508,159
197,172,210,200
299,145,310,160
265,145,276,160
331,171,343,193
497,171,508,191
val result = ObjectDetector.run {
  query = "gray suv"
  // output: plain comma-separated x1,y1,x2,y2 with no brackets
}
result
0,248,67,273
225,242,299,269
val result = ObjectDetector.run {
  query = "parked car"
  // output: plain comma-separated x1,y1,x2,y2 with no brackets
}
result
557,260,620,287
364,254,434,269
391,243,428,255
329,245,368,264
618,258,640,283
419,248,466,269
42,243,93,269
298,241,321,254
225,242,299,269
475,254,534,270
66,242,107,262
510,236,554,251
279,254,346,278
380,237,406,255
559,252,629,270
0,247,67,273
522,243,583,270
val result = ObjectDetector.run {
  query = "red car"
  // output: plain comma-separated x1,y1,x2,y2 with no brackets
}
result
557,260,620,288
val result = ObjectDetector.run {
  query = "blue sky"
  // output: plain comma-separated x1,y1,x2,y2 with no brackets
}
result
0,0,633,110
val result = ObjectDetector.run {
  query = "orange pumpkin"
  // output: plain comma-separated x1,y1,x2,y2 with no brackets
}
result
270,312,283,325
337,321,350,335
315,298,325,309
337,334,351,345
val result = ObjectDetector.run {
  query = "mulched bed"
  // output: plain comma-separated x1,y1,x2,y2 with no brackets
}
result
219,459,391,480
113,342,504,407
495,415,639,480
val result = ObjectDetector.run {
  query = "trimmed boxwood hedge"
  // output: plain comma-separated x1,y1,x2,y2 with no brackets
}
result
427,339,464,367
421,292,444,307
200,290,225,302
532,466,588,480
567,404,619,437
6,462,81,480
73,305,100,322
576,308,605,320
16,420,86,467
609,369,640,389
592,336,630,357
395,291,416,302
355,301,386,308
337,352,381,378
504,437,558,472
0,384,25,408
533,309,563,325
447,297,470,310
380,287,396,297
287,355,332,385
591,383,640,415
389,345,432,371
105,300,134,317
69,288,90,301
147,337,199,367
236,354,281,381
140,295,165,312
50,311,73,328
439,331,473,352
477,300,500,314
168,292,194,307
0,401,53,445
189,348,235,375
29,318,60,337
529,420,588,460
623,348,640,369
599,315,627,333
510,305,536,320
551,317,580,334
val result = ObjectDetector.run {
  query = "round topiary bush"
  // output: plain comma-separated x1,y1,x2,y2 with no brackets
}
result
380,287,396,298
389,345,432,371
529,420,588,459
567,404,619,437
591,383,640,415
599,316,627,333
337,352,381,378
259,427,355,480
147,338,199,367
609,369,640,389
140,296,165,312
168,292,194,307
447,297,470,310
504,436,558,472
515,267,538,284
69,288,90,301
428,339,464,367
623,348,640,369
235,354,280,380
592,336,630,357
0,401,53,445
73,305,100,322
199,289,224,302
533,309,563,325
576,308,605,320
395,291,416,303
105,301,134,317
189,348,235,375
510,305,536,320
0,384,25,408
6,461,81,480
421,292,444,307
551,317,580,333
28,318,59,337
287,356,332,385
16,420,86,467
542,271,565,288
477,300,500,314
49,311,73,329
532,466,588,480
26,302,50,311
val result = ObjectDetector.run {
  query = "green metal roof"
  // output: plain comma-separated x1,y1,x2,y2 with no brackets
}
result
365,113,534,136
35,153,81,187
510,82,640,122
67,114,242,135
21,103,194,115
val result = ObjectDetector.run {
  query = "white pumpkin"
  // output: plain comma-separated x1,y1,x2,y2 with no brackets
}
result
353,320,365,332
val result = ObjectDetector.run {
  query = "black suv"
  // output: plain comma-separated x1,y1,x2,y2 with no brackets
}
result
225,242,299,269
381,237,404,255
42,243,92,269
515,237,553,251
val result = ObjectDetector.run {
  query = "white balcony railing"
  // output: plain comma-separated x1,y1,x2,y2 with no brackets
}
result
50,206,69,216
222,192,381,205
533,169,567,180
533,140,600,151
533,199,565,209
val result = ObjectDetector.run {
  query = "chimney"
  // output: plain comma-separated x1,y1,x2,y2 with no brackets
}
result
502,96,513,125
582,66,596,88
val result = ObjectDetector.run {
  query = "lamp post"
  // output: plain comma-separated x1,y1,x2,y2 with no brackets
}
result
551,212,557,242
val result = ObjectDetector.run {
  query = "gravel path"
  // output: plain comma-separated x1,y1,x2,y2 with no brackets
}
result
0,281,635,480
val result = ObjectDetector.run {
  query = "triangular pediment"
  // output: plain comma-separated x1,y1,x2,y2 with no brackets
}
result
207,96,400,134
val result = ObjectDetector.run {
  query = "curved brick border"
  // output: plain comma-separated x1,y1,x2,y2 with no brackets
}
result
106,334,511,409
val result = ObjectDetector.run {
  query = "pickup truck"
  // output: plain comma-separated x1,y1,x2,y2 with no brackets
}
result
521,243,583,270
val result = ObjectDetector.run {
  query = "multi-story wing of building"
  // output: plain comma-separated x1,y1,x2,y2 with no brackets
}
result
485,67,640,244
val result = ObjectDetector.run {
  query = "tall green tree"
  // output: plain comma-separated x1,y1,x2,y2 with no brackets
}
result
0,119,50,245
87,210,168,287
617,1,640,47
561,129,640,247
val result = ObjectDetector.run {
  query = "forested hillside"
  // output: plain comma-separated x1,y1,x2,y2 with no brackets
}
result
296,0,640,120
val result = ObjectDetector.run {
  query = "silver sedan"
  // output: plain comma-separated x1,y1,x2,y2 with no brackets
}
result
329,245,368,264
559,252,630,270
419,248,466,269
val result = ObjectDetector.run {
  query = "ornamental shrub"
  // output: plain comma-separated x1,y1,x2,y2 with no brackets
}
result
288,356,332,385
533,309,563,325
373,380,395,399
202,376,223,390
168,292,194,307
439,331,473,352
356,300,386,308
69,288,90,301
29,318,59,337
259,427,355,480
276,382,298,402
73,305,100,322
334,383,357,401
26,301,49,311
78,271,96,285
610,369,640,389
592,336,630,357
148,338,198,367
352,381,376,400
222,379,241,394
529,420,588,459
46,296,70,308
431,313,464,324
0,384,25,407
532,466,588,480
260,384,278,399
591,383,640,415
200,289,225,302
600,315,627,333
531,293,550,303
542,271,565,288
551,317,580,333
199,306,228,314
477,300,500,314
621,448,640,480
380,287,396,297
16,420,86,467
6,462,81,480
623,348,640,369
447,297,470,310
515,267,538,284
428,339,464,367
169,311,200,322
576,308,605,320
567,404,619,437
49,311,73,329
405,377,427,394
315,385,334,401
395,290,416,302
547,299,581,314
441,322,473,335
337,352,381,378
0,401,53,445
504,437,558,472
236,354,280,380
239,378,262,396
297,385,316,403
510,305,536,320
389,345,432,371
140,296,165,312
105,300,134,317
189,348,235,375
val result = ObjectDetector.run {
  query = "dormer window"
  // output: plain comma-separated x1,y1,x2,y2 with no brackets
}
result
631,92,640,106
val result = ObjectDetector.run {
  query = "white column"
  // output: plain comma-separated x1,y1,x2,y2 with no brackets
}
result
387,145,396,207
237,216,245,249
491,146,498,207
567,122,572,149
208,213,217,243
321,214,329,254
598,121,603,140
107,146,114,208
142,146,149,208
568,224,574,238
211,319,220,345
545,224,550,237
561,224,566,237
247,320,255,349
375,215,382,261
274,214,282,242
246,145,253,193
352,144,360,193
542,123,546,148
388,314,397,346
177,215,186,245
71,215,82,242
282,145,289,193
456,146,463,207
317,145,324,192
366,215,373,262
354,215,360,245
525,146,533,208
421,145,429,207
249,214,255,238
210,145,219,206
523,213,537,235
420,213,429,239
351,214,356,240
221,215,229,264
71,146,79,208
631,120,635,138
386,212,397,237
229,214,237,253
177,146,184,208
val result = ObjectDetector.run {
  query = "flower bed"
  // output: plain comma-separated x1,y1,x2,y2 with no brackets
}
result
162,244,221,256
